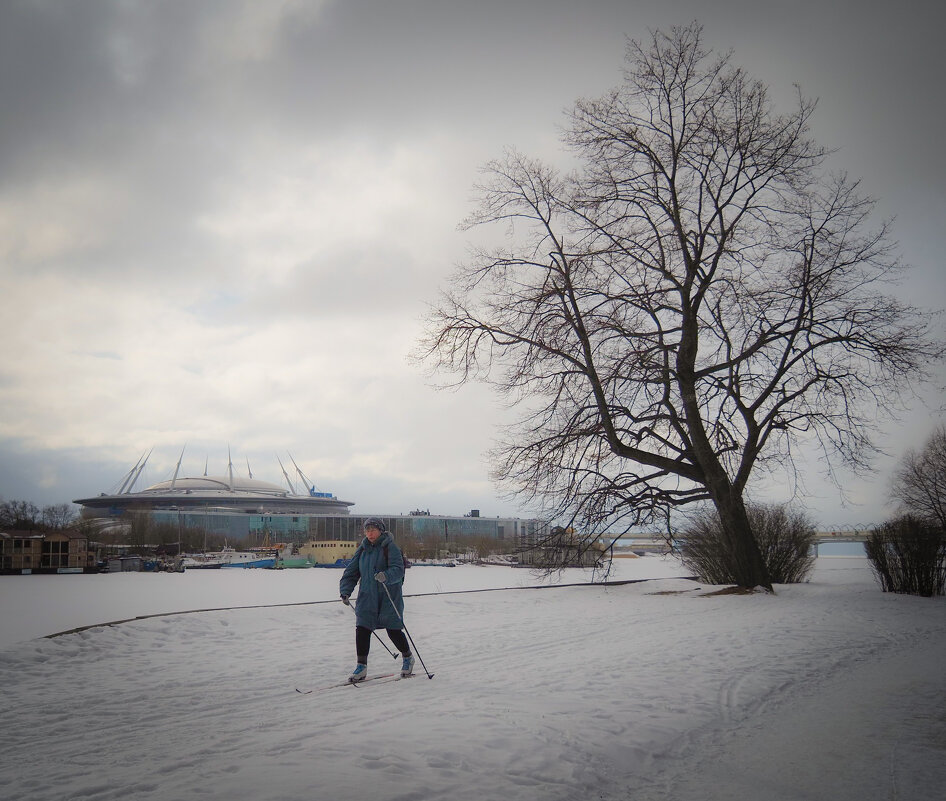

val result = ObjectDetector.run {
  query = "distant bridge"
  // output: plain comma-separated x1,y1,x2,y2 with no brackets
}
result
814,530,869,543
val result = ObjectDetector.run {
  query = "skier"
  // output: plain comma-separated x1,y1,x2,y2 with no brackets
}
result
339,517,415,682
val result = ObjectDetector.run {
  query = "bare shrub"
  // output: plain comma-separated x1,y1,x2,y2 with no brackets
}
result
865,516,946,597
679,503,817,586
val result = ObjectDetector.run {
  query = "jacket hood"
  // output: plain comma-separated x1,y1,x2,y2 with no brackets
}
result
362,531,393,549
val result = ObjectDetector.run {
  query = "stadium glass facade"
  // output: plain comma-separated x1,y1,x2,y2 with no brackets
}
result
149,509,547,548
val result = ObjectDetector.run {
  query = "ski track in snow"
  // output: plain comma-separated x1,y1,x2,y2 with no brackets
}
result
0,559,944,800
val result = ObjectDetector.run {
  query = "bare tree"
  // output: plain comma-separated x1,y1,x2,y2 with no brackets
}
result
891,426,946,528
420,23,941,589
42,503,77,530
0,499,41,529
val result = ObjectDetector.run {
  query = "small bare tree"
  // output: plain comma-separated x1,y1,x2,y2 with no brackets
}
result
890,425,946,528
42,503,77,530
420,23,941,589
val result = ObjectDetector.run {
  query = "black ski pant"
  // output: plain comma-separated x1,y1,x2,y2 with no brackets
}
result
356,625,410,664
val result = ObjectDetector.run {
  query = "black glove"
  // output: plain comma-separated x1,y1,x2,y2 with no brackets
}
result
341,595,351,606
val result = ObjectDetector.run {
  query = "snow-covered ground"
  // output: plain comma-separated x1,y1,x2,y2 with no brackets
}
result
1,556,943,800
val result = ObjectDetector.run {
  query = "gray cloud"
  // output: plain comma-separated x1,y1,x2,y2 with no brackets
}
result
0,0,942,525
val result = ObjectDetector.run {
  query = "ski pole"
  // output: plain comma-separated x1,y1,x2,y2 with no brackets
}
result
380,580,434,679
346,599,398,659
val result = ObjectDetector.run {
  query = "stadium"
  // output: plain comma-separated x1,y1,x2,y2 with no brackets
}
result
73,450,546,546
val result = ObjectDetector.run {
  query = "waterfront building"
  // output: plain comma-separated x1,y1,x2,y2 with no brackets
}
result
1,529,89,574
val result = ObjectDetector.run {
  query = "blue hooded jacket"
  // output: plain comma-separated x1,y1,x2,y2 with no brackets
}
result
339,531,405,630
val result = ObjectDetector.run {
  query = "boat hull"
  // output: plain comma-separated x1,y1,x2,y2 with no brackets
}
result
276,558,313,569
220,558,276,569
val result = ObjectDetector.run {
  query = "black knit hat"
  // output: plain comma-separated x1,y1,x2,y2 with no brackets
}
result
363,517,386,532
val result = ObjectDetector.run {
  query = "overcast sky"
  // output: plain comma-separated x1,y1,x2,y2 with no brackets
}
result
1,0,942,528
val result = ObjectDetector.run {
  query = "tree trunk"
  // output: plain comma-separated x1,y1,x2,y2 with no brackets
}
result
675,291,773,591
711,487,774,592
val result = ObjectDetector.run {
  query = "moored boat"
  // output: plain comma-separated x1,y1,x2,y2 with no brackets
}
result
180,554,223,569
275,556,314,569
181,546,275,569
220,555,276,569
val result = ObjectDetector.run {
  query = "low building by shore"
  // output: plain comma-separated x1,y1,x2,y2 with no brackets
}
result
1,529,90,574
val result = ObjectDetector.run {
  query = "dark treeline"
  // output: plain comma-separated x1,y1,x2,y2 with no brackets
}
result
0,499,77,531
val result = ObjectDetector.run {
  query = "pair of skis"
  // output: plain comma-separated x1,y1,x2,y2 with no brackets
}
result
295,672,414,695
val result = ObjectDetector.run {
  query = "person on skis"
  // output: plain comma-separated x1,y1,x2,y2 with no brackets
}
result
339,517,415,682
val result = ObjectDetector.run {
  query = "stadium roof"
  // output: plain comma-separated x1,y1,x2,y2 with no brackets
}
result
143,476,289,496
73,450,354,516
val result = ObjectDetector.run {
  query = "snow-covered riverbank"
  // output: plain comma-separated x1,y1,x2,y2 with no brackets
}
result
1,556,943,800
